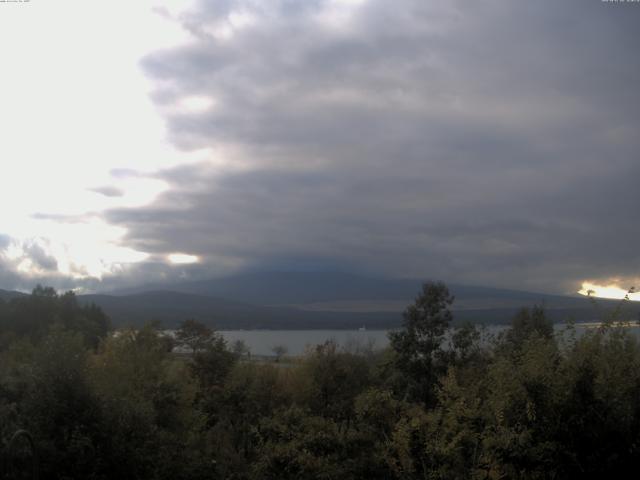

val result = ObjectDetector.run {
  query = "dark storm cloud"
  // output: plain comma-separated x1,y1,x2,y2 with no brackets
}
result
22,242,58,272
0,235,19,289
0,236,67,292
0,267,21,291
105,0,640,293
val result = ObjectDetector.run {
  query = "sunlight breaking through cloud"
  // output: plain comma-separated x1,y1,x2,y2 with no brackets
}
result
168,253,200,265
578,282,640,301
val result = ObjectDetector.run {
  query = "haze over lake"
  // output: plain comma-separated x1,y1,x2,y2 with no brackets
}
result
218,323,640,356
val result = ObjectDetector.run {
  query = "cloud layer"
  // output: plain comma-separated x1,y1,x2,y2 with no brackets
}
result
103,0,640,293
4,0,640,294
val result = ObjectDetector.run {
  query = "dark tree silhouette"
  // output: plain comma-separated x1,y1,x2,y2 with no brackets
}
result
388,281,454,406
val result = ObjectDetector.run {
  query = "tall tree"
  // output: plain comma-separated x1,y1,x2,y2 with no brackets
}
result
175,318,214,355
388,281,454,406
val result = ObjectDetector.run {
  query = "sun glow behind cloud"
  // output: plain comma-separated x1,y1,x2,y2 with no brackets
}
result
176,96,217,113
578,282,640,301
317,0,368,30
201,9,258,40
0,221,149,280
168,253,200,265
1,0,639,296
0,0,201,283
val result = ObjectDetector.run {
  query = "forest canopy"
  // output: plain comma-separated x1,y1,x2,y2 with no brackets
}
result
1,282,640,479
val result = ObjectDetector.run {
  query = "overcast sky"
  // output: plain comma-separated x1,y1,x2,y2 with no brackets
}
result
1,0,639,298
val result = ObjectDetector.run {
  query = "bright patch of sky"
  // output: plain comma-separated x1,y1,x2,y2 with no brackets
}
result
203,8,258,40
316,0,367,30
168,253,200,265
0,0,638,298
579,282,640,302
0,0,202,279
0,0,373,284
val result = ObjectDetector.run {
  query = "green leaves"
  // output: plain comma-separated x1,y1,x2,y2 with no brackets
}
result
0,286,110,349
388,281,455,406
3,282,640,478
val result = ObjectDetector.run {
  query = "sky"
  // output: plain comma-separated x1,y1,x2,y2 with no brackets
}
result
0,0,639,298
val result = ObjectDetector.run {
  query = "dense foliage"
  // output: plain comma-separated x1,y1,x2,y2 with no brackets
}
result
1,283,640,479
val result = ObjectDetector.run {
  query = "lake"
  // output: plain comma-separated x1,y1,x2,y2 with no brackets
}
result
219,329,390,356
218,323,640,356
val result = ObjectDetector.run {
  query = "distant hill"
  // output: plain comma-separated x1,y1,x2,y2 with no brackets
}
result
0,272,640,329
94,272,640,329
3,272,635,329
109,271,419,304
109,271,578,306
78,290,398,329
0,289,26,302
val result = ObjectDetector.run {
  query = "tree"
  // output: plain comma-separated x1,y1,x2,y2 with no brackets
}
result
299,340,371,422
253,405,392,480
89,322,203,480
175,319,214,355
232,339,250,358
503,305,553,350
388,281,454,406
271,344,288,362
0,286,110,348
190,334,236,391
25,326,103,479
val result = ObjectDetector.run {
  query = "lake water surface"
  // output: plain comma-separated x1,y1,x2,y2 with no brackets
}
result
220,329,390,356
219,323,640,356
